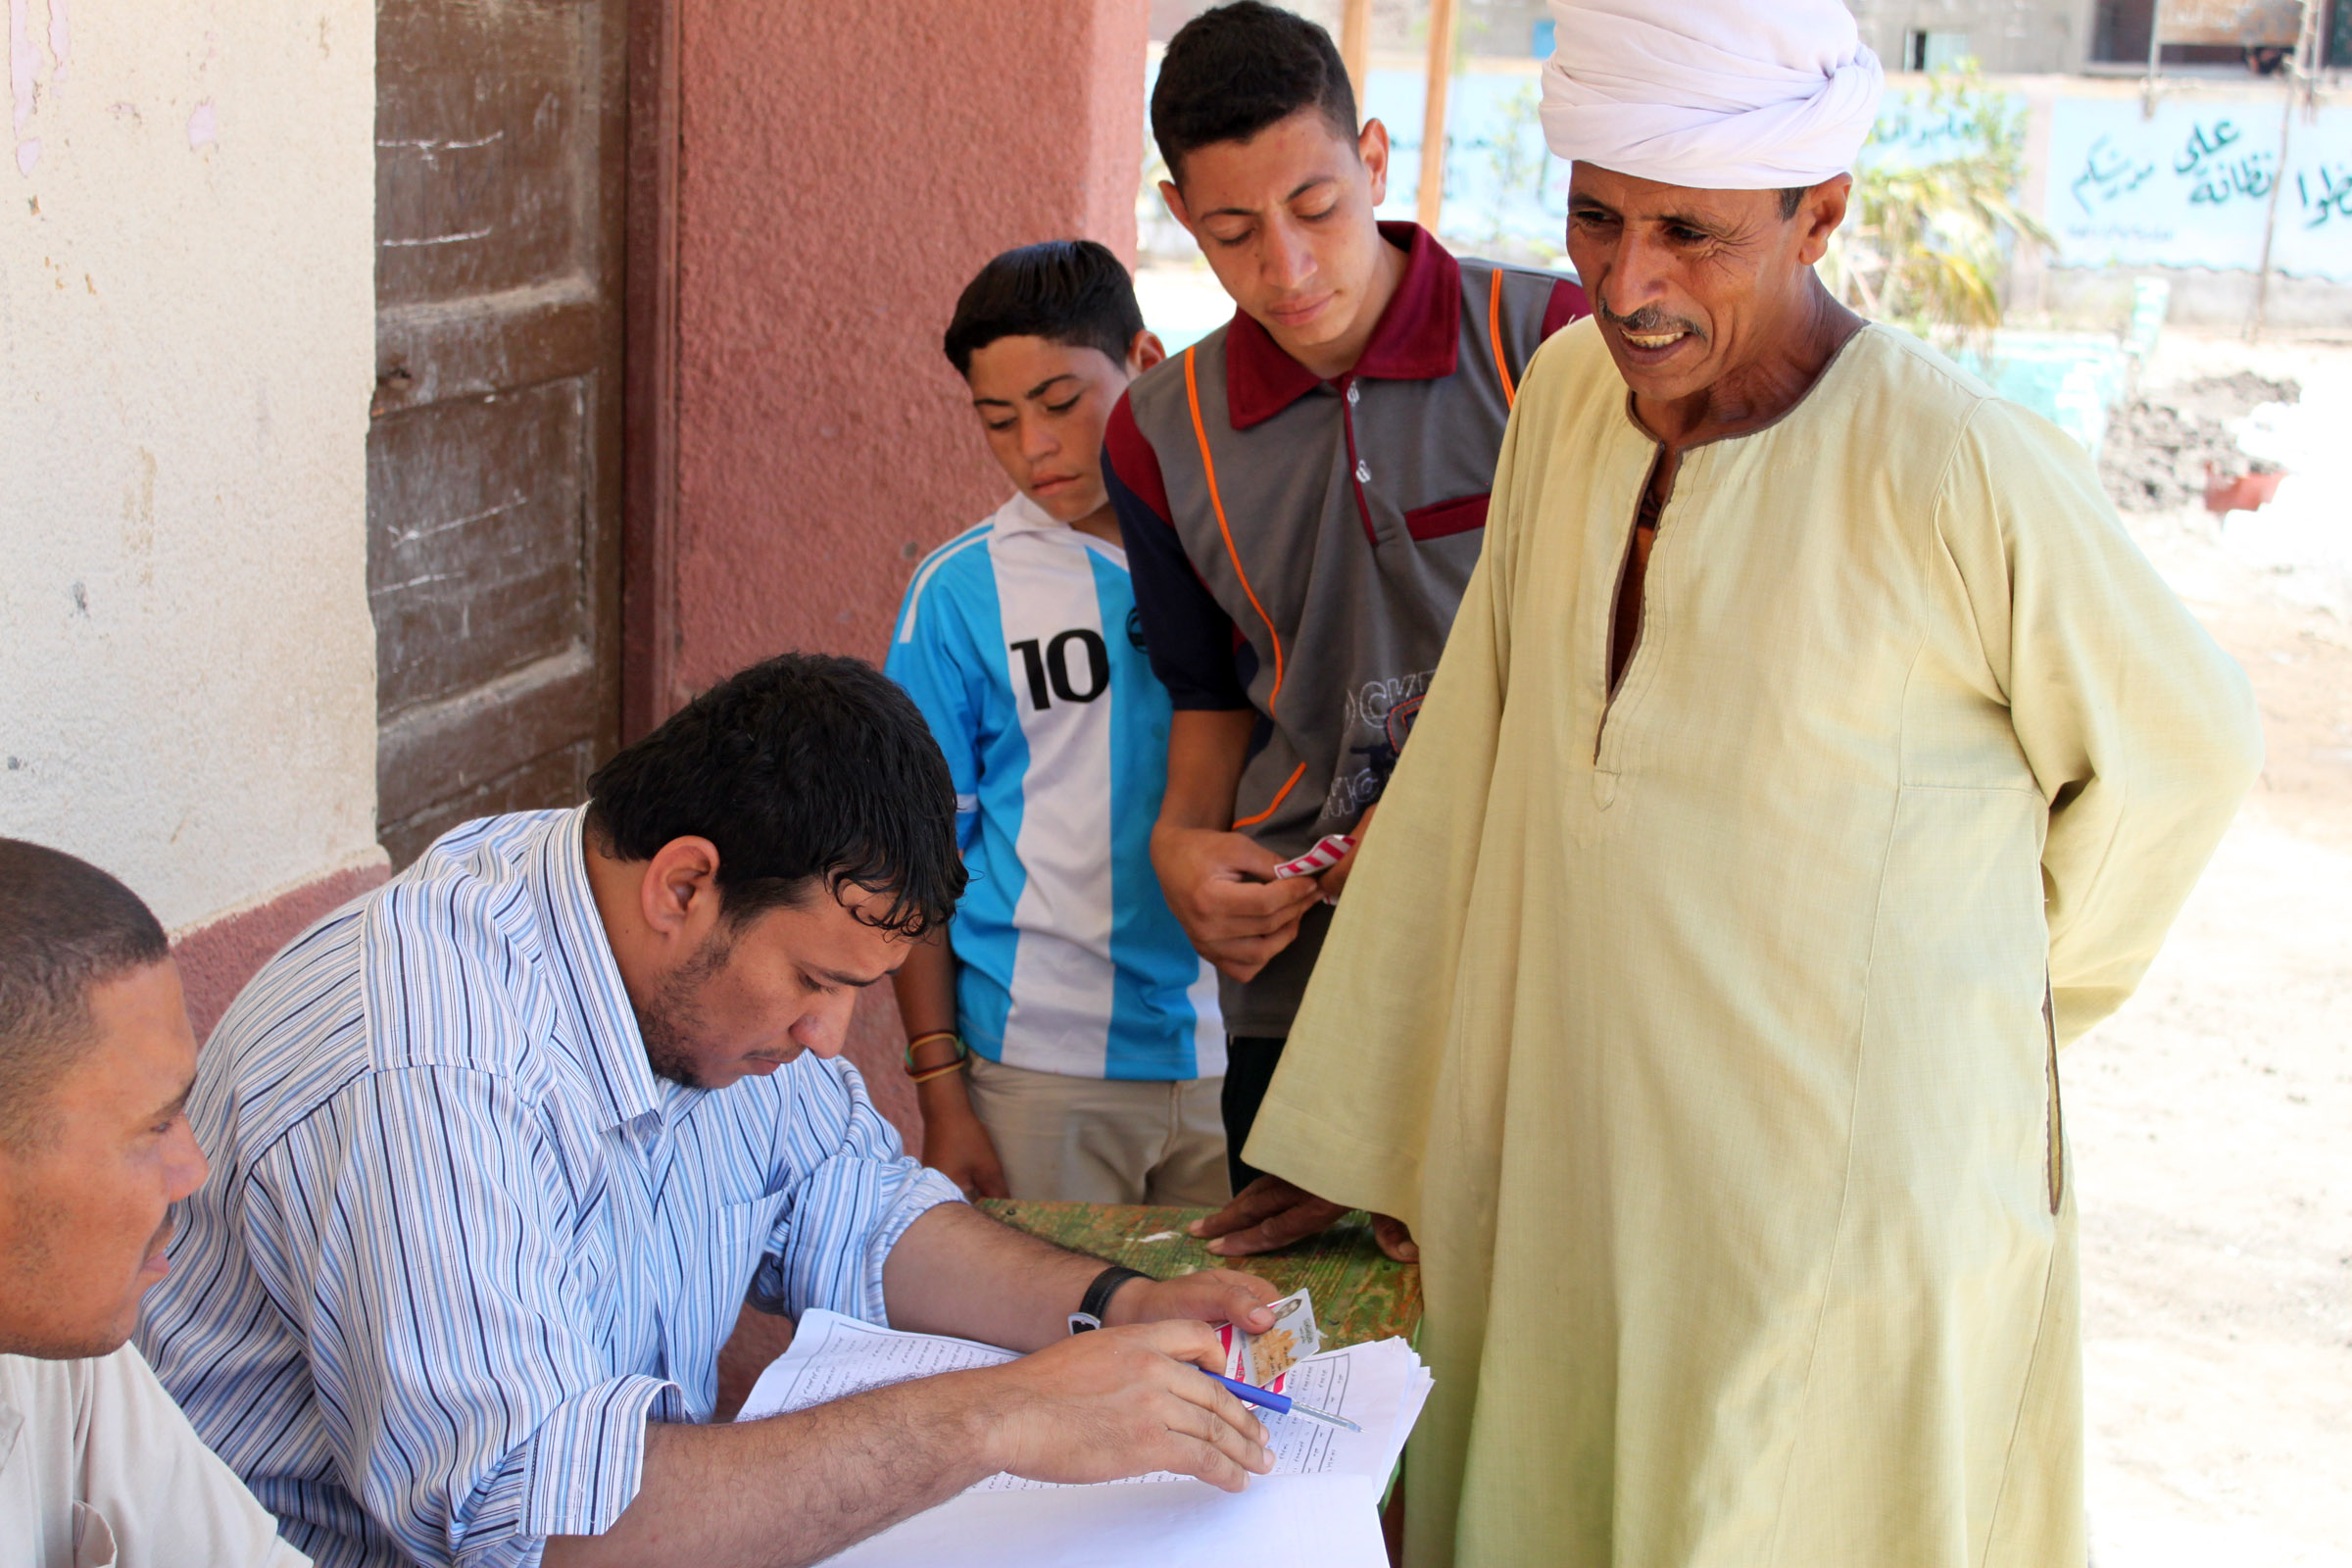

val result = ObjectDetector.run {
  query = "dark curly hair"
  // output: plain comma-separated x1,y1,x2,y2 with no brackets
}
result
585,653,965,939
1152,2,1358,185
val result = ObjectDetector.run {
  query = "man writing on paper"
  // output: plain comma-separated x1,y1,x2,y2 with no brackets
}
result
1206,3,2266,1564
139,654,1281,1568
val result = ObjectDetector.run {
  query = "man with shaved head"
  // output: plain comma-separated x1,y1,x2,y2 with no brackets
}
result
1200,4,2266,1564
0,838,310,1565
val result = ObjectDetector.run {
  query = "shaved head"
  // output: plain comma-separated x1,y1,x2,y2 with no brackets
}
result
0,839,170,1150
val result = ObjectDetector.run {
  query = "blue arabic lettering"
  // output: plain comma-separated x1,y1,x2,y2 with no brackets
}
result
2176,119,2277,206
1881,103,1975,151
2188,151,2278,205
2072,134,2158,214
2174,119,2242,174
2301,165,2352,229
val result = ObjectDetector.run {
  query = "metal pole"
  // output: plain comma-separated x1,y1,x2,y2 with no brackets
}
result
2248,0,2320,341
2142,0,2164,117
1340,0,1372,122
1418,0,1460,233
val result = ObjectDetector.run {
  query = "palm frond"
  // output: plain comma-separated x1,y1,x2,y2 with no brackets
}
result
1825,63,2050,355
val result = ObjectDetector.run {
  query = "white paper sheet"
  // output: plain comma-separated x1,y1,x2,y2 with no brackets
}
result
740,1312,1420,1489
818,1473,1388,1568
735,1312,1428,1567
736,1310,1017,1419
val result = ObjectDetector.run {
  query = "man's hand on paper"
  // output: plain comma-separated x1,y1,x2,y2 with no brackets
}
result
1101,1266,1282,1337
974,1320,1274,1493
1150,825,1323,982
1189,1177,1420,1263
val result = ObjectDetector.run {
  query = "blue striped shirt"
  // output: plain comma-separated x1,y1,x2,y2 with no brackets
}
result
136,808,962,1568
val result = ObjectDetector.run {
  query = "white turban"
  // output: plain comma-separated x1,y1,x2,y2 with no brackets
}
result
1539,0,1885,190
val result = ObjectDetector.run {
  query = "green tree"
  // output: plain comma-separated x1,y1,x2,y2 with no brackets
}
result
1822,64,2055,351
1466,80,1562,258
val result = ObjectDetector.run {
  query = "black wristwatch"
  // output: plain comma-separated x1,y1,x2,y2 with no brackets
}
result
1066,1264,1152,1334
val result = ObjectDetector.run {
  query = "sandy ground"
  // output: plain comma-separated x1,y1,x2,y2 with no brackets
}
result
2082,329,2352,1567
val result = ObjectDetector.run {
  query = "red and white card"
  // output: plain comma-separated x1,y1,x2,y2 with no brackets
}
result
1271,834,1355,880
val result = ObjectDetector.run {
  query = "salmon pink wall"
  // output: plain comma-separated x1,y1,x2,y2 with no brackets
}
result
672,0,1149,691
175,864,390,1041
667,1,1151,1140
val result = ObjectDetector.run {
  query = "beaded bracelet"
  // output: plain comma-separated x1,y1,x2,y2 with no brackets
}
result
903,1029,967,1081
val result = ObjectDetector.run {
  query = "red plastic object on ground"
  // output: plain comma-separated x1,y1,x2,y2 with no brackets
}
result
2204,466,2285,514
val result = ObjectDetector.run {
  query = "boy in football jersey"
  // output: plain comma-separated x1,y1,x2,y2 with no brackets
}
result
885,241,1228,1205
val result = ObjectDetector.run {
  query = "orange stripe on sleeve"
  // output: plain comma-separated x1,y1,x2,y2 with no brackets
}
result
1232,762,1307,830
1488,269,1518,409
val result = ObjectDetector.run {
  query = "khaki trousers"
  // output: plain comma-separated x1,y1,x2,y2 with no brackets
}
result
962,1054,1231,1208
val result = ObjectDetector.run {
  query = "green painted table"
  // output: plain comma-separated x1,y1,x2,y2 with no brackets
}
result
979,1199,1421,1348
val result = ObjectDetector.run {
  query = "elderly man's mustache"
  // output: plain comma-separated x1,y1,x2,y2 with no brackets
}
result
1599,303,1704,340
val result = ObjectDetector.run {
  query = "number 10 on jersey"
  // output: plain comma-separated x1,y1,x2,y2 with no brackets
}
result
1009,630,1108,710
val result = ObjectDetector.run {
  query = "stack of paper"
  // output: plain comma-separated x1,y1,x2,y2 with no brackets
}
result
737,1308,1432,1567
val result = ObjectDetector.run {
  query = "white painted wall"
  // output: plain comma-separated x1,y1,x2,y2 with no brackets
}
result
0,0,380,931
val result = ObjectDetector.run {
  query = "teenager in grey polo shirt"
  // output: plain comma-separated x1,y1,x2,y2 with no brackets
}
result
1104,4,1586,1192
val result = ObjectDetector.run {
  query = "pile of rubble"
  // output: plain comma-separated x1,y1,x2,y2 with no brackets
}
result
2099,372,2301,514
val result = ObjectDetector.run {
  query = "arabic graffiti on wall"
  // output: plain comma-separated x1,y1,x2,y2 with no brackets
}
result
2301,160,2352,231
1861,88,2015,168
2046,96,2352,279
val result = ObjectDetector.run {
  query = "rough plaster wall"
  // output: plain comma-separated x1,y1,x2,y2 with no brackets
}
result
673,0,1150,1143
673,0,1150,694
0,0,380,932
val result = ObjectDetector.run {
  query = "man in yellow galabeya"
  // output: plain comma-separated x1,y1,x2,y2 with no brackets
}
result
1189,2,2266,1563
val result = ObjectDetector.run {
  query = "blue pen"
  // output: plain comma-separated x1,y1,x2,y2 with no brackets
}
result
1065,1310,1360,1431
1202,1367,1360,1432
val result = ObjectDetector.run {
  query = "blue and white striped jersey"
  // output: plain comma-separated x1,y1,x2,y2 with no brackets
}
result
135,808,962,1568
887,493,1223,1082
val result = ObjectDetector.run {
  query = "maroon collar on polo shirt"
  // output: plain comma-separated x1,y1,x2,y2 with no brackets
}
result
1224,220,1463,431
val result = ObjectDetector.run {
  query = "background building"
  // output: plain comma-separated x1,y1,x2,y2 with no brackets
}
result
2,0,1150,1141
